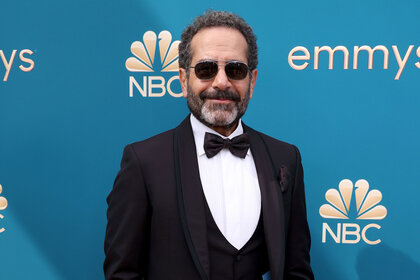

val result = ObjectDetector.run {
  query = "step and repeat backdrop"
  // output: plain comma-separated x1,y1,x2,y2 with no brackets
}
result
1,0,419,279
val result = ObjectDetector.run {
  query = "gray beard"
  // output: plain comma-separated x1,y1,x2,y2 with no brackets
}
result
186,84,251,130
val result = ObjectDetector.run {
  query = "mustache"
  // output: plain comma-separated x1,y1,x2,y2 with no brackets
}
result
199,89,241,102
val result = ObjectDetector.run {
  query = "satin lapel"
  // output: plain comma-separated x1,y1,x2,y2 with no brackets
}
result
174,116,210,280
244,124,286,280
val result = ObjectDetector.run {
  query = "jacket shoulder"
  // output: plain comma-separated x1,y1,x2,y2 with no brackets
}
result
125,128,176,168
130,128,175,150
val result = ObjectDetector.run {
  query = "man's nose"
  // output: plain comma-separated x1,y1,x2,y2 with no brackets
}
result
211,66,231,90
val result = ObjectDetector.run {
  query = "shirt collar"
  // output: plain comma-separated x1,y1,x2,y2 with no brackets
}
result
190,114,249,157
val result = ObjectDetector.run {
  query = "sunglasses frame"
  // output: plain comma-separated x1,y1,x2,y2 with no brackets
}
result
188,59,250,81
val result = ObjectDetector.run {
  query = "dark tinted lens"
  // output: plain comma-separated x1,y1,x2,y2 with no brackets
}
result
194,61,218,79
225,62,249,80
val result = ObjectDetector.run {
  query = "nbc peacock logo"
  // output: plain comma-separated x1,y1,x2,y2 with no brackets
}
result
319,179,387,245
0,184,8,233
126,30,182,98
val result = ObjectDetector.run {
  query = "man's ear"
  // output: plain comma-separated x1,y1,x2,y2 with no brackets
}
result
179,68,188,98
249,69,258,99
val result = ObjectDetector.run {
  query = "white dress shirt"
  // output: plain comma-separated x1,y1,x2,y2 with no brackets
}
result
190,114,261,250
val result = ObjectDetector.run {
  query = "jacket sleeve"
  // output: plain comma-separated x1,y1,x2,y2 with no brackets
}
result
104,144,151,280
284,146,314,280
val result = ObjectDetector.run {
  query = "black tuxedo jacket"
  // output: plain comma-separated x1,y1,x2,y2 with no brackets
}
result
104,116,314,280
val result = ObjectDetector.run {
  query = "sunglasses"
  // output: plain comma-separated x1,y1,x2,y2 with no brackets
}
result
189,60,250,80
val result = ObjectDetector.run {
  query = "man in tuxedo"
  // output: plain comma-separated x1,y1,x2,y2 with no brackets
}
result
104,11,314,280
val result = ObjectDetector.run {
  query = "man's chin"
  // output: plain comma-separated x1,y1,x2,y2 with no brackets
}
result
201,111,239,128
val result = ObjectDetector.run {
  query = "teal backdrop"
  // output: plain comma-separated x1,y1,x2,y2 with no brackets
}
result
1,0,419,279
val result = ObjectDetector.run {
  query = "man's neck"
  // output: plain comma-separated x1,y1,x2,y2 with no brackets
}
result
190,114,241,137
209,122,239,137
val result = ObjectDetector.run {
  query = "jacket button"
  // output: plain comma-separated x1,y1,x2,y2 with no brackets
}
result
236,254,242,261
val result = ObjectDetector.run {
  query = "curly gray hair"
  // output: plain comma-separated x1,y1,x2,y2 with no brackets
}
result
178,10,258,71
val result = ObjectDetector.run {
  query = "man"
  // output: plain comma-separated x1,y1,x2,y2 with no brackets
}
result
104,11,314,280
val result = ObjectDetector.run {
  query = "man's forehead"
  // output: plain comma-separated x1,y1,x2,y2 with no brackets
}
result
190,26,248,62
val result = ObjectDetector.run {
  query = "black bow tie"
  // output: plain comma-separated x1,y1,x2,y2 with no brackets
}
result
204,132,250,159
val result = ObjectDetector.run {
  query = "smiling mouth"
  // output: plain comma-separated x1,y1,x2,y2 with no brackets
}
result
207,98,235,103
